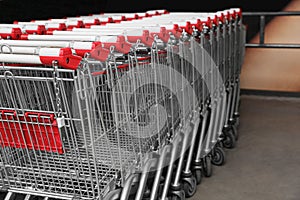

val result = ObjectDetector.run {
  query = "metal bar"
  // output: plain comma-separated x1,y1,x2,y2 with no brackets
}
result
243,11,300,48
245,43,300,48
259,15,265,44
4,192,15,200
243,11,300,16
8,189,74,200
24,194,31,200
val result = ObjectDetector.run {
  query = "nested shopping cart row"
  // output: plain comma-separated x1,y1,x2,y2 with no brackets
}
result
0,8,246,200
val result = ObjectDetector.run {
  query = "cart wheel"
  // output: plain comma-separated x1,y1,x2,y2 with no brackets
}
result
234,116,240,128
211,146,226,166
216,141,224,149
182,175,197,198
170,190,185,200
223,128,236,149
143,187,151,198
193,169,202,185
232,123,239,141
202,156,212,177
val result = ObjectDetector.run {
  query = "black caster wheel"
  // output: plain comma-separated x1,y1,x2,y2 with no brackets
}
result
216,141,224,149
234,115,240,128
182,175,197,198
202,156,212,177
143,187,151,198
222,128,236,149
211,146,226,166
193,169,202,185
170,190,185,200
232,123,239,141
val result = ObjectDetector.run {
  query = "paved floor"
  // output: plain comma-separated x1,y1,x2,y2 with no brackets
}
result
190,95,300,200
0,95,299,200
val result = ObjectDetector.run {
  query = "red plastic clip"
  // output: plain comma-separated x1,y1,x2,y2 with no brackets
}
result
181,21,193,35
47,23,67,32
90,45,111,62
225,11,232,21
0,28,22,39
99,17,114,25
165,24,183,39
149,27,170,43
84,19,101,28
212,15,219,26
195,19,203,32
24,25,46,35
66,20,85,30
204,17,213,29
74,41,101,57
127,30,154,47
126,14,139,21
113,16,127,23
101,35,132,54
39,47,82,70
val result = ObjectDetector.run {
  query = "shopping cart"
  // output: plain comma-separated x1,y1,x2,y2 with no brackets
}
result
0,8,246,200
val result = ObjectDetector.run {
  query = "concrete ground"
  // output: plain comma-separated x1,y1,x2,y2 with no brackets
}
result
190,94,300,200
0,95,299,200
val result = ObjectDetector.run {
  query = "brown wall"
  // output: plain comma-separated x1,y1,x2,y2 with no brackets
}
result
240,0,300,92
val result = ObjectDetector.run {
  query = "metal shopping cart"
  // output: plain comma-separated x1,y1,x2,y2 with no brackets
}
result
0,8,246,200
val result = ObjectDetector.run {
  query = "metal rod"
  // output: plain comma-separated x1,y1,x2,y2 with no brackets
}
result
8,189,74,200
245,43,300,48
4,192,14,200
243,11,300,16
259,15,265,44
